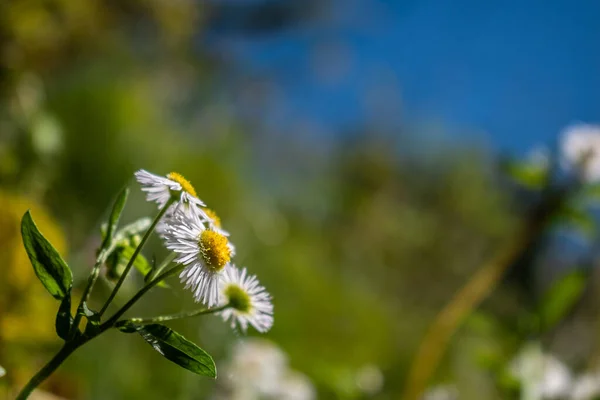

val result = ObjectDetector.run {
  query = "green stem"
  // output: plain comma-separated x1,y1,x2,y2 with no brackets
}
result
71,248,110,337
15,262,185,398
15,340,82,400
16,261,183,399
123,304,230,325
16,202,193,399
146,252,177,282
100,264,185,330
99,200,174,317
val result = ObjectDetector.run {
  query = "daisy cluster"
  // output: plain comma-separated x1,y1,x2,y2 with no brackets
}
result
135,170,273,333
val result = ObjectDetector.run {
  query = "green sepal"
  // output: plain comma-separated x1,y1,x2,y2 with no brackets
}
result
127,323,216,378
21,211,73,300
538,270,586,331
55,293,72,340
101,186,129,251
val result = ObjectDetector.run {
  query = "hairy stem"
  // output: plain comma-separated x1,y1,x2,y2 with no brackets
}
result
15,340,83,400
99,200,174,317
146,252,177,282
123,304,230,325
16,260,184,399
71,248,109,337
101,263,185,330
16,200,188,399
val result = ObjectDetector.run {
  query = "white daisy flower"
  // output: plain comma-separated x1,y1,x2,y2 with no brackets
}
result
218,265,273,333
192,206,235,255
560,123,600,182
163,210,233,306
134,169,206,210
156,203,210,240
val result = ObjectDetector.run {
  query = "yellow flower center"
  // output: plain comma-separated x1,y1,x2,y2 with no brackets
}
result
167,172,197,198
199,230,231,272
202,208,221,228
224,284,251,313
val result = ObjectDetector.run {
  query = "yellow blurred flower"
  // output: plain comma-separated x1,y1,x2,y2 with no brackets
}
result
0,191,67,385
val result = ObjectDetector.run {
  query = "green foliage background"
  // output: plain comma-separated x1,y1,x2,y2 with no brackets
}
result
1,1,598,399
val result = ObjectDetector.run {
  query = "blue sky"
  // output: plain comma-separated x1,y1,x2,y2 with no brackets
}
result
220,0,600,154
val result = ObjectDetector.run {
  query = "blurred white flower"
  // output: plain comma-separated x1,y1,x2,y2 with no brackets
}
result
509,342,572,399
560,123,600,182
31,113,63,157
164,209,233,306
571,371,600,400
355,364,384,395
422,384,459,400
228,339,286,397
0,364,5,378
213,339,315,400
218,266,274,333
275,372,316,400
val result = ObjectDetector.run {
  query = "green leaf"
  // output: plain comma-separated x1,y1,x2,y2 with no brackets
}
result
55,294,72,340
553,204,596,239
134,324,216,378
21,211,72,299
101,187,129,250
538,270,586,331
502,158,549,190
